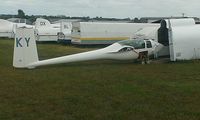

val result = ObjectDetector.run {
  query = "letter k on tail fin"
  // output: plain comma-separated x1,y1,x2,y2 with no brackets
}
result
13,27,38,68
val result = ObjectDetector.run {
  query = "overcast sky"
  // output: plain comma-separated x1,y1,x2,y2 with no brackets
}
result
0,0,199,18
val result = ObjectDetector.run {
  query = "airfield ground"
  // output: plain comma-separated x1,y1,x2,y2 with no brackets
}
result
0,38,200,120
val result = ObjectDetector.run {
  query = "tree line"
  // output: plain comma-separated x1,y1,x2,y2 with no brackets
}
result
0,9,147,24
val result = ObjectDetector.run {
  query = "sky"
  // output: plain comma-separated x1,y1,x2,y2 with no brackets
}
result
0,0,199,18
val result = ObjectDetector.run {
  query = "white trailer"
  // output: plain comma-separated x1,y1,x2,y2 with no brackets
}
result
0,19,15,38
71,22,160,45
35,18,72,42
130,18,197,58
57,22,72,44
35,18,60,42
0,19,34,38
167,18,200,61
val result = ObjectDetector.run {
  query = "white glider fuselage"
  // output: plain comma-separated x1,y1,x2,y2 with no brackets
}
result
13,28,163,69
27,39,162,68
28,43,137,68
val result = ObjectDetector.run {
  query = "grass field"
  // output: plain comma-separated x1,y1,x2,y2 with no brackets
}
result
0,38,200,120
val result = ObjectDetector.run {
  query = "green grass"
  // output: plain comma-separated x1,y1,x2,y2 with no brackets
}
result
0,38,200,120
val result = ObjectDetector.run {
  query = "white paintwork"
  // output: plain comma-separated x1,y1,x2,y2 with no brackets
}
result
13,27,163,69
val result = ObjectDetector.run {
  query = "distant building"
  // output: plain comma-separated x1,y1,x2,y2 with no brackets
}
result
7,18,32,25
140,17,200,23
51,19,83,24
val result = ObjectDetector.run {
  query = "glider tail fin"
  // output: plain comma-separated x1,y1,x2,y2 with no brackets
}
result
35,18,51,28
13,27,38,68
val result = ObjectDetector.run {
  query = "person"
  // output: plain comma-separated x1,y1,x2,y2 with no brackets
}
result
139,51,149,64
158,20,169,46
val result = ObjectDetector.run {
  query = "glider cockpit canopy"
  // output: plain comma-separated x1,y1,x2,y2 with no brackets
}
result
118,39,152,49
